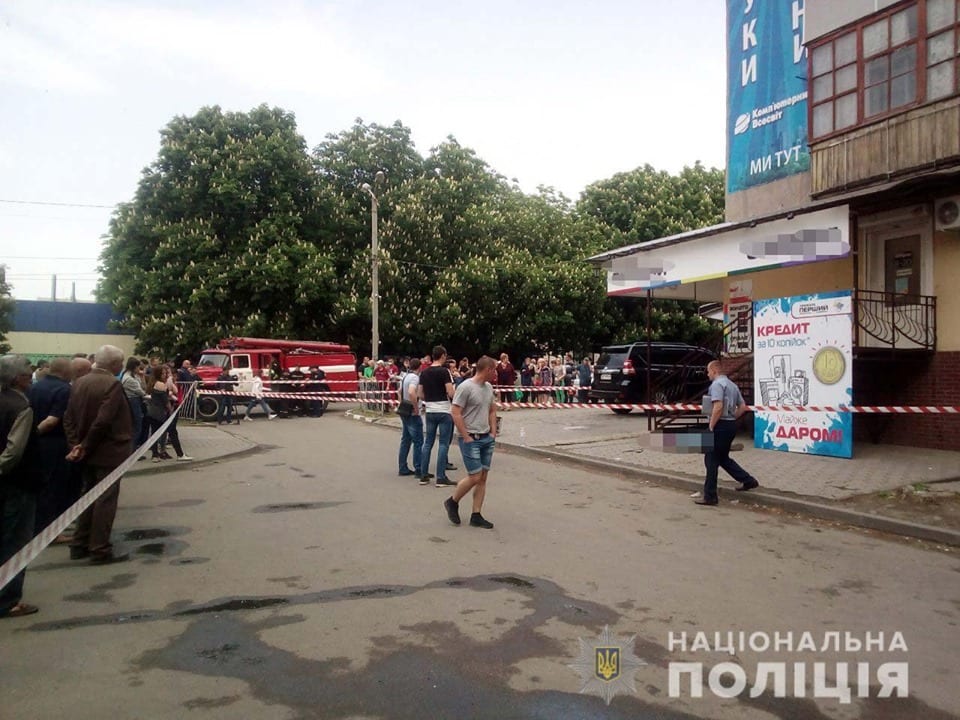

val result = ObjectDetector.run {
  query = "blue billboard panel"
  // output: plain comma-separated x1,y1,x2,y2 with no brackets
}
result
726,0,809,193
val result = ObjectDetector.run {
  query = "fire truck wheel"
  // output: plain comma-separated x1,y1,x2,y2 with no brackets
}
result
197,396,220,421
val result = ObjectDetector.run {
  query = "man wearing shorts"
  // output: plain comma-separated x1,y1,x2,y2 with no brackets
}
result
444,356,498,529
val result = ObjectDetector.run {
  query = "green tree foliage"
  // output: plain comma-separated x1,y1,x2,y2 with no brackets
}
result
576,163,726,346
0,266,14,354
98,105,337,356
578,162,725,247
99,108,727,360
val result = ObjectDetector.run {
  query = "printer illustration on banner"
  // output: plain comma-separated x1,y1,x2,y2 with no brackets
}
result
759,354,809,406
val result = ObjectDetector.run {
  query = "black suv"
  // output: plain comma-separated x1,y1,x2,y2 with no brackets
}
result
589,342,717,414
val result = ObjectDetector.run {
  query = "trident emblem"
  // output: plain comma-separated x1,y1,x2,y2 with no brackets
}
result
595,647,620,681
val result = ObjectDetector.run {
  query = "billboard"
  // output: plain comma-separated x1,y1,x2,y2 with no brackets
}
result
726,0,810,193
753,291,853,459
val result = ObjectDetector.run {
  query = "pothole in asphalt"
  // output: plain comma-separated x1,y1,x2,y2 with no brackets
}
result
137,543,166,556
176,598,288,615
123,529,170,541
251,502,348,513
490,576,535,588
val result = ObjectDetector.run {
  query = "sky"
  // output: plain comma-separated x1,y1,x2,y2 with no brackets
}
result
0,0,727,302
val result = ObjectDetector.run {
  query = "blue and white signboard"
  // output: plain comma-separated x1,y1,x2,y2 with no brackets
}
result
726,0,810,193
753,291,853,459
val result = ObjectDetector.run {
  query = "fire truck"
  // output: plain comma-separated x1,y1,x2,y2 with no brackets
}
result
193,337,358,419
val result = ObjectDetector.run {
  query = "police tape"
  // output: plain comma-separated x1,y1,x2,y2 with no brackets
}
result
0,386,195,593
197,390,960,413
195,380,594,391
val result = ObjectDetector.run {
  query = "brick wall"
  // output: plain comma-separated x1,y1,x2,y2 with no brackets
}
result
853,351,960,451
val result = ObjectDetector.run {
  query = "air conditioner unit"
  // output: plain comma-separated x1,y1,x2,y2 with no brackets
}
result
935,196,960,231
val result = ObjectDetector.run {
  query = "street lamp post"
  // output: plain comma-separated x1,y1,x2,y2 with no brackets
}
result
360,171,385,361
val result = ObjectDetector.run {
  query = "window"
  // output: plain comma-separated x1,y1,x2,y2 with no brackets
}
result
810,0,960,139
926,0,960,99
811,31,858,136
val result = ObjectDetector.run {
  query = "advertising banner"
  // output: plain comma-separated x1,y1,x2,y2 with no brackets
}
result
726,0,809,193
724,280,753,355
753,291,853,459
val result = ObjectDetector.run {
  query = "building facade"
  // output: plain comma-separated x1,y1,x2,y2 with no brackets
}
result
592,0,960,451
7,300,136,362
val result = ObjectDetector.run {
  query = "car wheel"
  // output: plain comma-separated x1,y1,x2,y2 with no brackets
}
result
611,407,633,415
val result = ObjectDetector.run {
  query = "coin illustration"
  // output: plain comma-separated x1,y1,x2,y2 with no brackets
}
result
813,346,845,385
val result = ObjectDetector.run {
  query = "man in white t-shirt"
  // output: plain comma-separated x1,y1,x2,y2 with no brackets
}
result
397,358,424,478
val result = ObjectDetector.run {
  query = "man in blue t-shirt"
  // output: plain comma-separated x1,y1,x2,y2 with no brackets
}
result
696,361,759,506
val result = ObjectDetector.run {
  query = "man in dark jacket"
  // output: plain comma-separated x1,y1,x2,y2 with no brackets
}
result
64,345,133,564
0,354,40,617
215,364,238,424
28,356,72,536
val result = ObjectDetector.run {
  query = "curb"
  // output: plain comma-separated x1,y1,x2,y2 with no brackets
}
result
502,444,960,548
124,424,264,476
345,410,960,548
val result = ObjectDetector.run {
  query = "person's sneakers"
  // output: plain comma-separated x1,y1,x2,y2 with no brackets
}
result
735,479,760,492
89,552,130,565
444,497,461,525
693,497,718,506
151,457,161,463
176,455,194,461
268,414,278,420
469,513,494,529
159,451,173,460
244,415,253,422
445,462,457,471
435,478,456,487
69,547,90,560
398,469,414,477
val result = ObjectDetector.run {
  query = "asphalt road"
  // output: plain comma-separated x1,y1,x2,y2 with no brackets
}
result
2,411,958,720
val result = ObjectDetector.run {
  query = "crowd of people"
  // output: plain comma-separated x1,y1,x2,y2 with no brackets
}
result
0,347,195,619
359,352,595,404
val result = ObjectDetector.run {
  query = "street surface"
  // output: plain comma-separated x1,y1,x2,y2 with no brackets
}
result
1,410,958,719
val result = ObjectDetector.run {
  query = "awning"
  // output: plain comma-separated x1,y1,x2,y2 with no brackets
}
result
589,204,851,301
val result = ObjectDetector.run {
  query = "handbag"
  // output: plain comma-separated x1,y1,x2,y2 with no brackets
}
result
396,399,415,416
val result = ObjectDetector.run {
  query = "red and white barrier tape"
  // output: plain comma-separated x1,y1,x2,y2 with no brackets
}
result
195,379,593,391
197,390,960,413
0,387,196,593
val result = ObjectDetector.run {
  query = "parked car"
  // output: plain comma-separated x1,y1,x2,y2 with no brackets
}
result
588,342,717,414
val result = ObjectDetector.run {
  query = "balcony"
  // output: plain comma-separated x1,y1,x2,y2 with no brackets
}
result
854,290,937,353
810,96,960,197
710,291,936,359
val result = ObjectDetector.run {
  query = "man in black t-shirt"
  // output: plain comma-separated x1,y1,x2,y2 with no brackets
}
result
418,345,456,487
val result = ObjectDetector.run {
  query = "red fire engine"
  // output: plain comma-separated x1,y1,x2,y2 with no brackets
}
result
194,337,358,419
